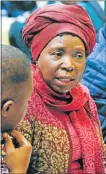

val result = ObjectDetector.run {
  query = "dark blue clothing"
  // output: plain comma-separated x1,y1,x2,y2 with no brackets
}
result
9,20,32,60
82,25,106,143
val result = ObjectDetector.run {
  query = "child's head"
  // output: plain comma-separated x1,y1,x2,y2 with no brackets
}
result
1,45,33,132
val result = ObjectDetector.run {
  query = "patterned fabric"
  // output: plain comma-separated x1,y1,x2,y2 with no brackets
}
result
22,65,105,174
1,163,9,174
1,117,106,174
1,116,106,174
1,144,10,174
15,118,70,174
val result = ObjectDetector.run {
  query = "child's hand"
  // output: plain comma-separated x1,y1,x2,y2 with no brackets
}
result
3,130,32,174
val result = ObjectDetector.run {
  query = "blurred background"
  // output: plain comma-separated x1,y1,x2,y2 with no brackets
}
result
1,0,106,60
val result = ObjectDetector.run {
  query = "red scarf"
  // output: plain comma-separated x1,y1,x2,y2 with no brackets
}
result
26,64,104,173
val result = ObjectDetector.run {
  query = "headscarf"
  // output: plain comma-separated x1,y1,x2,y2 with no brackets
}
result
22,4,96,62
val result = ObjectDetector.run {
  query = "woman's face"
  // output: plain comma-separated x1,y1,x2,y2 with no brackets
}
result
38,34,86,94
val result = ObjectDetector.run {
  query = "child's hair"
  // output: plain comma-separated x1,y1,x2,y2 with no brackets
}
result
1,45,31,97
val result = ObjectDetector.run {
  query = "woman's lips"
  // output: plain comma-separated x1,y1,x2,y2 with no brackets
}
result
55,77,75,85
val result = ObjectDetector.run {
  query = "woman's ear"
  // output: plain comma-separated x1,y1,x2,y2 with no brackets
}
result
2,100,14,118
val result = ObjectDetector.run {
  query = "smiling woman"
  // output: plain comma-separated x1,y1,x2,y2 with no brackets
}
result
21,4,105,174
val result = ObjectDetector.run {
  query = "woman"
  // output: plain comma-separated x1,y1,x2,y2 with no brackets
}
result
22,4,105,174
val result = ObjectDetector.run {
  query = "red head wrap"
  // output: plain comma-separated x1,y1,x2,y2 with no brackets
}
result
22,4,96,62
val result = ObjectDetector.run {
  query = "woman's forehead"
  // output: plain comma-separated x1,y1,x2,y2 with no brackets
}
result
44,34,85,50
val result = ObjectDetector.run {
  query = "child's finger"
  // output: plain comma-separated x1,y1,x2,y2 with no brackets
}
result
10,130,31,147
3,133,15,154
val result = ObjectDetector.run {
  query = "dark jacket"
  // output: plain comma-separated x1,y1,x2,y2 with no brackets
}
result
82,24,106,143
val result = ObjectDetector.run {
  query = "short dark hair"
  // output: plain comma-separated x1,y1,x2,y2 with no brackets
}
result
1,45,31,93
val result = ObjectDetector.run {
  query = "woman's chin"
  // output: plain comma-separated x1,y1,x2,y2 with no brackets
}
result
52,85,76,94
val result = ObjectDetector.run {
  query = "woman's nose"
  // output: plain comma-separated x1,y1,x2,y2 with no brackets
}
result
61,56,75,72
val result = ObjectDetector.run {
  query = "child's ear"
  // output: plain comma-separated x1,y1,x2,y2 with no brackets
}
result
2,100,14,117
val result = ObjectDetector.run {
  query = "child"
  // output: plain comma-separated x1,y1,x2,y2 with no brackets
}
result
1,45,33,174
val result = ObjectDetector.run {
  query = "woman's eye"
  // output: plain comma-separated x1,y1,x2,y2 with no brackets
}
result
74,52,83,59
52,51,63,57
